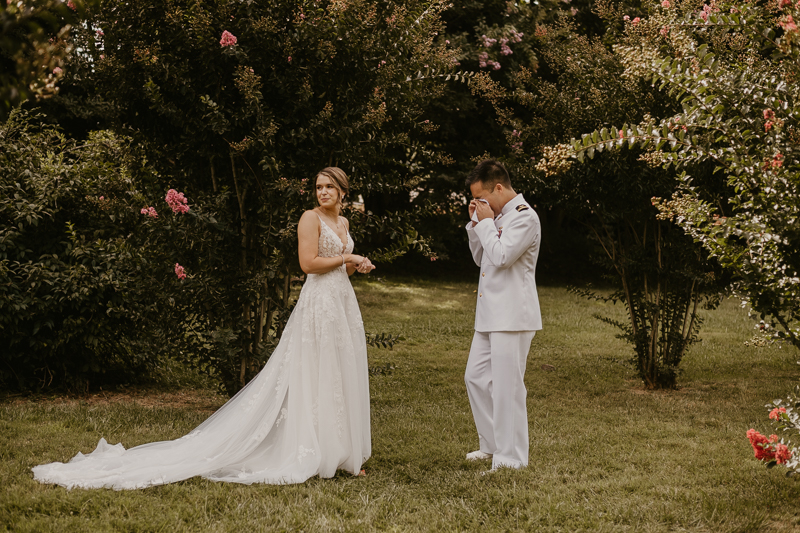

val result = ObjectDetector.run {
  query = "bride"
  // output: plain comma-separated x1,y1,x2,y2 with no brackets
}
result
33,167,375,489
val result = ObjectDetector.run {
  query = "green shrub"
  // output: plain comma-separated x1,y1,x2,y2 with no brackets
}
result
0,111,160,390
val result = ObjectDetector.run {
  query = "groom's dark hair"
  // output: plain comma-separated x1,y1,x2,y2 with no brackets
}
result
466,159,512,190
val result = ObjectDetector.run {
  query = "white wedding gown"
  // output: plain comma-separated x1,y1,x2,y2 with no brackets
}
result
33,219,371,489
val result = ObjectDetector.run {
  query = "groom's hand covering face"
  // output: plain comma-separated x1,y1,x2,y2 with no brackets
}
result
469,182,500,220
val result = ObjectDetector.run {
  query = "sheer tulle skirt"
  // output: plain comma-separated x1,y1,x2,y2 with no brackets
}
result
32,267,371,489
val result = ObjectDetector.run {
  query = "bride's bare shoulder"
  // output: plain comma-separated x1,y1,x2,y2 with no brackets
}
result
339,215,350,230
298,210,321,231
299,209,320,222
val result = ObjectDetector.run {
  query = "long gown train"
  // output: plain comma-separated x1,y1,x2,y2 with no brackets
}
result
32,220,370,489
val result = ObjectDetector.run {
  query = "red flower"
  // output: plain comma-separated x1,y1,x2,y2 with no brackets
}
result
747,429,777,461
770,407,787,420
776,443,793,465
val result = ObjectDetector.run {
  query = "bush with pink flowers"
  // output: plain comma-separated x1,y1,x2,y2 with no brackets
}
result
43,0,459,394
562,0,800,354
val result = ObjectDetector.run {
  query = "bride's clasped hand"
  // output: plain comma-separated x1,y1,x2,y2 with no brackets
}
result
33,167,374,489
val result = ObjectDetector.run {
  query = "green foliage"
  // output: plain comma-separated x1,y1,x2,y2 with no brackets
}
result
365,331,403,349
0,110,158,390
0,0,98,119
31,0,464,395
569,0,800,352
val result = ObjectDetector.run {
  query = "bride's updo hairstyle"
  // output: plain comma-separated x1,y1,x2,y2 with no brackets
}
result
316,167,350,209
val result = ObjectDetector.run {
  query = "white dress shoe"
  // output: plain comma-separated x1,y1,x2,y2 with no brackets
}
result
466,450,493,461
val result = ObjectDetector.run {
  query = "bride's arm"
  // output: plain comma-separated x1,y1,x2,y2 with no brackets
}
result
298,211,364,275
341,217,357,276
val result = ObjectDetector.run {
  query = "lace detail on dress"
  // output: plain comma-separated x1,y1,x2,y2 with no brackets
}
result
297,445,316,462
317,215,354,259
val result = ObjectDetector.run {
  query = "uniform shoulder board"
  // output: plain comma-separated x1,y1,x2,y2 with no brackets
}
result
515,204,530,212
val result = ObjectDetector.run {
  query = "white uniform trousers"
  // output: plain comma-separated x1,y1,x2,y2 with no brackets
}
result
465,330,536,469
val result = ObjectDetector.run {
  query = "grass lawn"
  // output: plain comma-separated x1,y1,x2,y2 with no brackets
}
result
2,278,800,532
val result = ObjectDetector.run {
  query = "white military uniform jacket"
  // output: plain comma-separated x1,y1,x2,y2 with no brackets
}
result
466,193,542,333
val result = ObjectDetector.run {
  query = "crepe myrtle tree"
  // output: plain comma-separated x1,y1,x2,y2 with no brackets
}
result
539,0,800,470
469,4,727,389
53,0,468,394
562,0,800,351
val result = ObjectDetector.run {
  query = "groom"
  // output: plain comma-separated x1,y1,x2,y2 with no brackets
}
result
464,159,541,472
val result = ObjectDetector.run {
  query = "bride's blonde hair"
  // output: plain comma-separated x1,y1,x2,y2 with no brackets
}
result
315,167,349,209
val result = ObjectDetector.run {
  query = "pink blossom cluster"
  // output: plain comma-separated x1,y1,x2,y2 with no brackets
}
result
699,3,718,21
780,14,798,32
499,38,513,56
140,206,158,218
220,30,237,47
661,0,670,7
770,407,787,420
165,189,190,214
512,129,521,137
478,52,501,70
660,26,670,37
763,153,784,170
53,67,63,75
780,0,792,8
66,0,76,10
624,15,641,25
509,29,524,43
747,429,793,464
480,34,497,48
175,263,186,280
764,108,775,131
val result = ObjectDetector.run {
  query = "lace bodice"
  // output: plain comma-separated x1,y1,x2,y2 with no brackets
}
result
317,216,354,259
